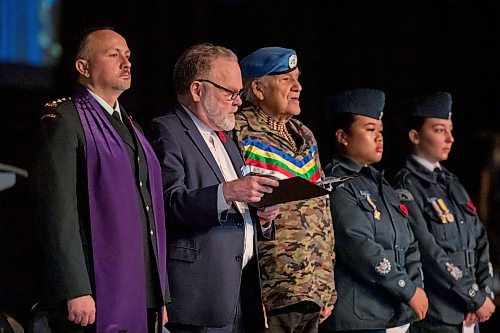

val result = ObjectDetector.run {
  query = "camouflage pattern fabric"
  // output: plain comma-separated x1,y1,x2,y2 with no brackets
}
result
233,106,336,310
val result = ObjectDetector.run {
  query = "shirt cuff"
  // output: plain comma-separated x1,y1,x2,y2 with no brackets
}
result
217,183,231,215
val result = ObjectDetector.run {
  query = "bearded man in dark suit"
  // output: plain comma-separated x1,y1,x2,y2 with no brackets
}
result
150,43,280,333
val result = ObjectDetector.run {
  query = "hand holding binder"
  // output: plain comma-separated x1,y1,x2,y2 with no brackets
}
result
249,175,357,208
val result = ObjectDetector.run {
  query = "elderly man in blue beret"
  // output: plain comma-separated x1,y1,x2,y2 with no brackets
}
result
233,47,336,333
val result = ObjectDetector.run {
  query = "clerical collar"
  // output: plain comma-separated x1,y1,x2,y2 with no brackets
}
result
411,154,441,172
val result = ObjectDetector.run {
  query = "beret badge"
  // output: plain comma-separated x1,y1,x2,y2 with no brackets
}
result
288,54,297,69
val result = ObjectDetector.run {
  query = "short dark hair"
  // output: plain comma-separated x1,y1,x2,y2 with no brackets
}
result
74,26,115,61
173,43,237,95
330,112,356,152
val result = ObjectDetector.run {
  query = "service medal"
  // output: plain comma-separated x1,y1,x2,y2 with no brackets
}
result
431,199,447,223
366,195,381,221
438,198,455,223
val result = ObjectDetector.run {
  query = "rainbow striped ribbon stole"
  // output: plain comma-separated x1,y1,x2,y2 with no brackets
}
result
241,139,321,181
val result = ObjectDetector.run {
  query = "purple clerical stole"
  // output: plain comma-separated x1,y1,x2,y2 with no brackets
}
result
74,86,166,333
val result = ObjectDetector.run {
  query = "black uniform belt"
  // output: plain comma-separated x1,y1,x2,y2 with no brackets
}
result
387,248,406,267
448,250,476,268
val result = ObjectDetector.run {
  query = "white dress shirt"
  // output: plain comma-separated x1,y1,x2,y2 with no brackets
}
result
184,106,254,267
88,89,122,120
411,154,441,172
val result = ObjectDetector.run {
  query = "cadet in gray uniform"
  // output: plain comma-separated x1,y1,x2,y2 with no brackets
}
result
319,89,428,333
393,92,495,333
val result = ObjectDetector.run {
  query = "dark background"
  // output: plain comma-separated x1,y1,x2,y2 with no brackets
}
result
1,0,500,330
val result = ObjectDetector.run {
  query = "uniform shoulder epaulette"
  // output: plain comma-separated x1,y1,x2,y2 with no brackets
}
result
396,169,413,186
42,97,71,120
44,97,71,108
328,163,343,174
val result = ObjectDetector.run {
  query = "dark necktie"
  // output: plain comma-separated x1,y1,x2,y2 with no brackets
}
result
434,167,447,189
112,110,130,135
112,110,122,122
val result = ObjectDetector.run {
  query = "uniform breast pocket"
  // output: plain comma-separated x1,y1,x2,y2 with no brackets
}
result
461,203,479,243
390,203,412,243
424,207,459,241
358,196,391,236
357,196,374,220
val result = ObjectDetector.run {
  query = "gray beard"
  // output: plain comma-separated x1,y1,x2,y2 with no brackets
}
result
203,97,236,131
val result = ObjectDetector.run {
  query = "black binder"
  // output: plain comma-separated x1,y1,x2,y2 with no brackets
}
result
249,175,357,208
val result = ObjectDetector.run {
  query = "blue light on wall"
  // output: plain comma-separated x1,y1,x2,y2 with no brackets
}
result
0,0,61,67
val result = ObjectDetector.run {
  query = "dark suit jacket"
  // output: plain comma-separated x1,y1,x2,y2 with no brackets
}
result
33,98,166,310
150,104,270,329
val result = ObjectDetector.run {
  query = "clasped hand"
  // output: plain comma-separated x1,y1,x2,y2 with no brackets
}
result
223,175,279,204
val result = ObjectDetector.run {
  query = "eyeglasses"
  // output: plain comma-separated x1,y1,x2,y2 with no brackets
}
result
195,79,243,101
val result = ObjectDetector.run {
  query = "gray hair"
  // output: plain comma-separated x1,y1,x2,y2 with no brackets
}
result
173,43,237,95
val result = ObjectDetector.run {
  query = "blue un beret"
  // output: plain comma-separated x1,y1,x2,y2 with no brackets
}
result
325,89,385,120
410,92,452,119
240,47,298,79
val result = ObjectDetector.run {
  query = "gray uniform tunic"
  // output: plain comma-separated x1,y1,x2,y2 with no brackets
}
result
393,156,494,325
322,154,423,331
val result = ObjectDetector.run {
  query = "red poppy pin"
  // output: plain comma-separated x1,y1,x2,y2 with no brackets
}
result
218,131,227,144
466,201,477,212
399,203,409,217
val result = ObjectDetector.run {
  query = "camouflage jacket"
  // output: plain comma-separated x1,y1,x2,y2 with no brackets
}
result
233,105,336,310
